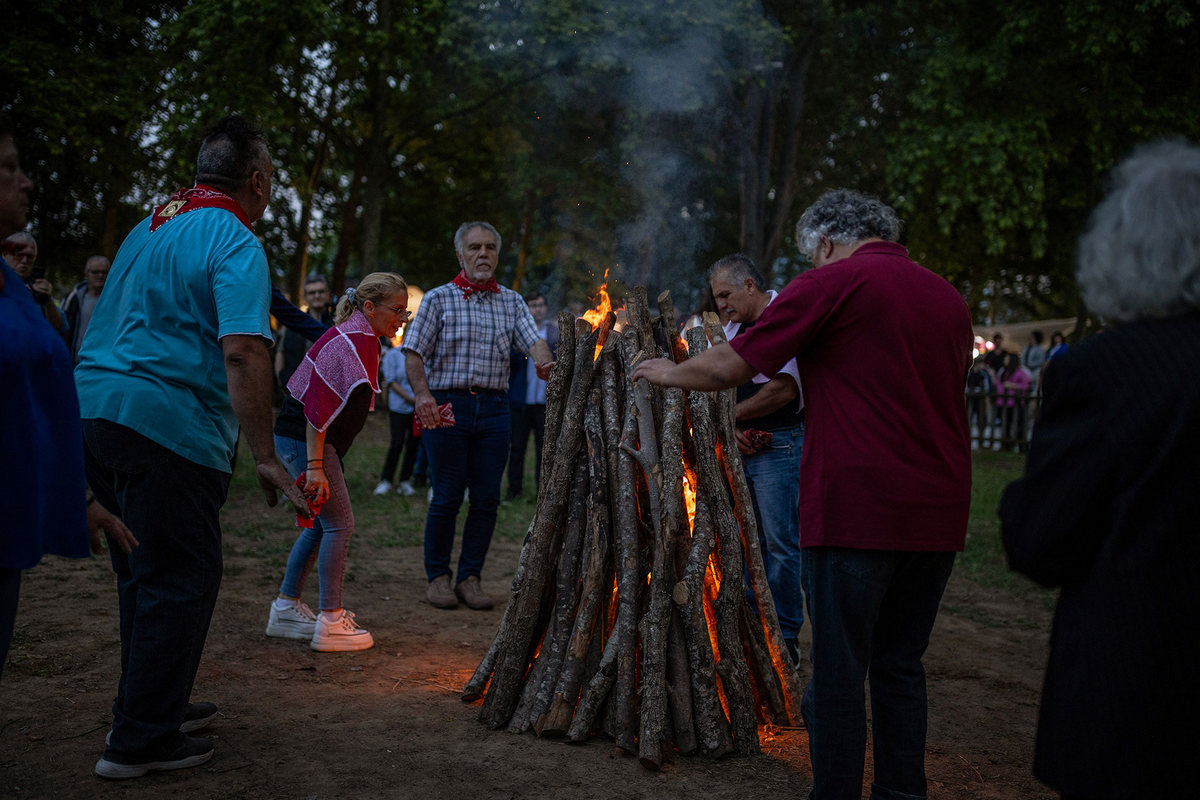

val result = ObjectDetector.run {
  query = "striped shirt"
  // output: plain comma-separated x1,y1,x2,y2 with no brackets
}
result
403,281,540,391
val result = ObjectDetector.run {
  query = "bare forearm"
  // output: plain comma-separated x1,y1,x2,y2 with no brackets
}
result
405,351,432,402
224,335,278,465
633,342,755,391
735,375,798,423
305,423,326,462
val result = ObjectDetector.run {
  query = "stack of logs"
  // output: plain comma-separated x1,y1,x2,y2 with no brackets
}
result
462,287,803,769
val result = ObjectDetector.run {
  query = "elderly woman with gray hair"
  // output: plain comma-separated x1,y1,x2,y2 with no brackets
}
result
1000,141,1200,799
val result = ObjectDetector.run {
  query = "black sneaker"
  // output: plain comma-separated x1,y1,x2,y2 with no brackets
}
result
180,701,218,733
106,702,218,745
95,735,214,780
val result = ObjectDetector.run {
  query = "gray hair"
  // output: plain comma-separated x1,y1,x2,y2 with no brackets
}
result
453,221,502,255
5,230,36,249
1077,140,1200,322
709,253,765,290
794,189,902,258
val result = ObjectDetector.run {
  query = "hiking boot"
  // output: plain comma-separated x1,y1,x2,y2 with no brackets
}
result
372,480,393,496
310,609,374,652
426,575,458,609
107,702,218,746
265,599,318,640
454,576,495,611
397,480,416,496
95,735,214,780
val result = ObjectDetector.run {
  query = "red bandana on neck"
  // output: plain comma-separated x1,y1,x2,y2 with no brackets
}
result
149,185,253,232
452,269,500,298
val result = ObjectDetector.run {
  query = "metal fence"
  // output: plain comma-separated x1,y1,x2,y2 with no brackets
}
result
966,389,1042,452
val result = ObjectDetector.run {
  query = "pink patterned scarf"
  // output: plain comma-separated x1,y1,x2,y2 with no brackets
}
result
286,310,380,430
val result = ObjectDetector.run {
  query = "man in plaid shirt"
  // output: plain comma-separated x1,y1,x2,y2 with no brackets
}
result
403,221,554,611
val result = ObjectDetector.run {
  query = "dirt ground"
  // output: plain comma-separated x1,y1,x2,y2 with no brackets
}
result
0,450,1056,799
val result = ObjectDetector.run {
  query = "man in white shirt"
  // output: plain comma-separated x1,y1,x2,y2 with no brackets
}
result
709,254,806,667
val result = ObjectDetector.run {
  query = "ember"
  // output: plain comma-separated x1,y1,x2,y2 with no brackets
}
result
462,288,801,769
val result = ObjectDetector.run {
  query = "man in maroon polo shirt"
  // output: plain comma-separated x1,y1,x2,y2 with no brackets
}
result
635,188,972,800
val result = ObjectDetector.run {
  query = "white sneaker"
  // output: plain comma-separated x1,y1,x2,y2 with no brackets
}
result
265,600,318,640
397,480,416,496
311,609,374,652
373,480,393,496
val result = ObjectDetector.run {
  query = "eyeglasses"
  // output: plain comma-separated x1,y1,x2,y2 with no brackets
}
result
386,305,412,320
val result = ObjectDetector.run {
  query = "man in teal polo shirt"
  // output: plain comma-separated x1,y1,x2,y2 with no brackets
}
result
76,116,305,780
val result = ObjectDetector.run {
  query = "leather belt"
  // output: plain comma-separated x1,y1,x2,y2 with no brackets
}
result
445,386,506,396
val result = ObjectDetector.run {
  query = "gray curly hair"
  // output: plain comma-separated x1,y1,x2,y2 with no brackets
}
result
1077,140,1200,322
794,189,902,258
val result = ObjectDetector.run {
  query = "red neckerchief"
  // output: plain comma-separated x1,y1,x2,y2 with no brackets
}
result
452,269,500,298
149,184,253,232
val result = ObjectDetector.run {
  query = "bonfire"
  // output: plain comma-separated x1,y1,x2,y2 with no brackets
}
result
462,285,801,769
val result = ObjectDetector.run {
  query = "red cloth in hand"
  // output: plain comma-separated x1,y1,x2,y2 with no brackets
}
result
295,472,326,529
415,402,456,432
744,428,774,451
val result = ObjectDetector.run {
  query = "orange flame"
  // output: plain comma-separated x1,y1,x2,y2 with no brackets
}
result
682,467,698,532
581,269,612,328
581,269,616,361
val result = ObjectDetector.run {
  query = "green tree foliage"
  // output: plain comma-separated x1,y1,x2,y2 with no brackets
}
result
4,0,1198,323
0,1,179,281
886,0,1199,322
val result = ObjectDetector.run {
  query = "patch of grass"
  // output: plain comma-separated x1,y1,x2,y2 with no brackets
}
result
222,417,1052,606
961,450,1056,606
221,413,540,557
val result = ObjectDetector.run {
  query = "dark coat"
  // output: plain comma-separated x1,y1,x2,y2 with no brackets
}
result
508,321,559,407
999,312,1200,799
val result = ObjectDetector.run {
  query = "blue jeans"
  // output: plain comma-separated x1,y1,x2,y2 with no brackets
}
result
801,547,956,800
422,391,510,583
83,419,229,759
743,424,805,639
275,435,354,611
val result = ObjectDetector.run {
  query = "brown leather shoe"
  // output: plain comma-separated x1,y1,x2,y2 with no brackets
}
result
425,575,458,609
454,576,494,610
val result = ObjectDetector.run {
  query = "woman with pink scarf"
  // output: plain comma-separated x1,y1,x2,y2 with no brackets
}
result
265,272,409,651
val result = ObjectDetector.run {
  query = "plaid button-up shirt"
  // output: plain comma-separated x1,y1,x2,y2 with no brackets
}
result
402,281,541,391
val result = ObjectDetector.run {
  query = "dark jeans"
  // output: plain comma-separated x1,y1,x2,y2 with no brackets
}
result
0,567,19,681
412,440,428,483
422,392,509,583
83,419,230,758
380,410,415,483
801,547,956,800
506,402,546,497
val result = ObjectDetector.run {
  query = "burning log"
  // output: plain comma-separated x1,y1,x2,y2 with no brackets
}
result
463,287,801,768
